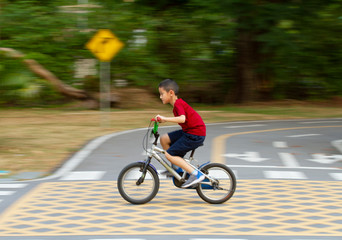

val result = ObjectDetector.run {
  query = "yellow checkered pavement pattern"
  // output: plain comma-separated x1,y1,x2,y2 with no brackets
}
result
0,180,341,236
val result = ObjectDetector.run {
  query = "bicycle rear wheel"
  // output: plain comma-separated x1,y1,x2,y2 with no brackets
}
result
117,162,159,204
197,163,236,204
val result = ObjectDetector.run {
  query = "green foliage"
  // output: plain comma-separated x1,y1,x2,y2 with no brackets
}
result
0,58,62,106
1,0,342,106
265,0,342,99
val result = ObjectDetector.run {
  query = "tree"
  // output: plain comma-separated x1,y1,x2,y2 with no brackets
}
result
0,47,94,99
197,0,342,102
1,0,342,107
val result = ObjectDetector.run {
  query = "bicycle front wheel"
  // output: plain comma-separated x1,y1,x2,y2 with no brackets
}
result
117,162,159,204
197,163,236,204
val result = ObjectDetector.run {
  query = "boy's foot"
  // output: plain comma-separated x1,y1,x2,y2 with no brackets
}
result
181,172,205,188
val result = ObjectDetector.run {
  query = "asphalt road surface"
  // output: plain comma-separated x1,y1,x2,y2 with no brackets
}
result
0,118,341,240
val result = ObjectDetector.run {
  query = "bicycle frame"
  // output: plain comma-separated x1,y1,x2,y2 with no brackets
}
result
145,141,183,181
118,119,236,204
144,127,218,187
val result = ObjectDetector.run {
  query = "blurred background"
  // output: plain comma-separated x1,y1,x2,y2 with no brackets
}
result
1,3,342,237
1,0,342,109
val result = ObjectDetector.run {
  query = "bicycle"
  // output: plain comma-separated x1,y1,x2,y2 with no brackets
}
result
117,118,236,204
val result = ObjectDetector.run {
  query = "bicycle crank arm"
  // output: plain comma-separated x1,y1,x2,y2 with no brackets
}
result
216,187,232,191
203,175,219,185
198,180,230,191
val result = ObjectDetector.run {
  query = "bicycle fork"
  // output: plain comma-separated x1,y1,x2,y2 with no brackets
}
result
136,157,152,185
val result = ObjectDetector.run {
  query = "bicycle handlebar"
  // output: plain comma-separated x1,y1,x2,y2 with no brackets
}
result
151,117,161,122
151,117,160,135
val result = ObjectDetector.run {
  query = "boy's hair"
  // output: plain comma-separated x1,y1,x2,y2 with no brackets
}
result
158,79,179,95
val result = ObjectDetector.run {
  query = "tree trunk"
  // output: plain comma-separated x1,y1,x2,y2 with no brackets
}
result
0,47,98,107
233,30,275,103
231,0,280,103
234,30,258,103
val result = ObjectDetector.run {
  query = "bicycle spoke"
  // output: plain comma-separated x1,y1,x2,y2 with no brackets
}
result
196,163,236,204
118,162,159,204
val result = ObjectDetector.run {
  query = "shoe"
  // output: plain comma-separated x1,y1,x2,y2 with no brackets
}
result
181,171,205,188
160,165,181,178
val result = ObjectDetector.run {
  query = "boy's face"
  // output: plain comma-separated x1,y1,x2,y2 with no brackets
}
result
158,87,172,104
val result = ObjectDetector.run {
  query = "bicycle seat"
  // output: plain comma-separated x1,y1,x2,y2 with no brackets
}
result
189,143,203,157
194,143,204,149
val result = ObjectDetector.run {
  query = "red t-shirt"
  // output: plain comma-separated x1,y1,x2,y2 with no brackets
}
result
173,98,206,136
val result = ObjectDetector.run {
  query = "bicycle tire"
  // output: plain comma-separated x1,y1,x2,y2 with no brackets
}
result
196,163,236,204
117,162,159,204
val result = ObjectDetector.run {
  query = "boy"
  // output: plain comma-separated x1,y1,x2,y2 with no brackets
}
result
155,79,206,188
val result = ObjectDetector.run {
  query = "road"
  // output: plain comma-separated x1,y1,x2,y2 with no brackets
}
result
0,118,342,240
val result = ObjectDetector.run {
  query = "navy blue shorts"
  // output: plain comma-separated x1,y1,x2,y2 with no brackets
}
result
166,130,205,158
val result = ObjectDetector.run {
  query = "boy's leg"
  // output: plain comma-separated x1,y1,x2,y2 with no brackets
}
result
159,131,183,177
165,152,205,188
163,130,205,187
165,131,205,174
160,133,171,150
165,152,204,188
167,133,206,188
164,152,194,173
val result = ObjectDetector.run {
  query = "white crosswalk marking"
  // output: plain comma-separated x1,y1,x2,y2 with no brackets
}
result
273,141,288,148
264,171,307,179
279,152,300,167
329,173,342,180
0,183,27,188
60,171,105,180
0,191,15,196
0,183,28,204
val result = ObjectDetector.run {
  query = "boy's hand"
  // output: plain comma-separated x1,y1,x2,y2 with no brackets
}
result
155,115,166,123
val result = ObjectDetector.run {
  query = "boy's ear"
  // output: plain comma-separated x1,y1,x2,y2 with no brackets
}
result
169,89,175,96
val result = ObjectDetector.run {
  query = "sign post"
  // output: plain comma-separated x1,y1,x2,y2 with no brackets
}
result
100,61,110,113
86,29,124,126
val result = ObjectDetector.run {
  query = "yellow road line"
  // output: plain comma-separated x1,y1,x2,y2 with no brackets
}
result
211,125,342,164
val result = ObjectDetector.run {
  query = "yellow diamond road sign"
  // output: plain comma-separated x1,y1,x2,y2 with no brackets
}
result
86,29,124,62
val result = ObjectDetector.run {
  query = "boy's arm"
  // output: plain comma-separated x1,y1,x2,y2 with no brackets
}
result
156,115,185,124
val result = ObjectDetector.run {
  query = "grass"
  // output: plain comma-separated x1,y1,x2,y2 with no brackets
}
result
1,102,342,179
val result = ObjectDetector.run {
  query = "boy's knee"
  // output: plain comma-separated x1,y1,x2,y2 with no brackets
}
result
160,134,170,149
